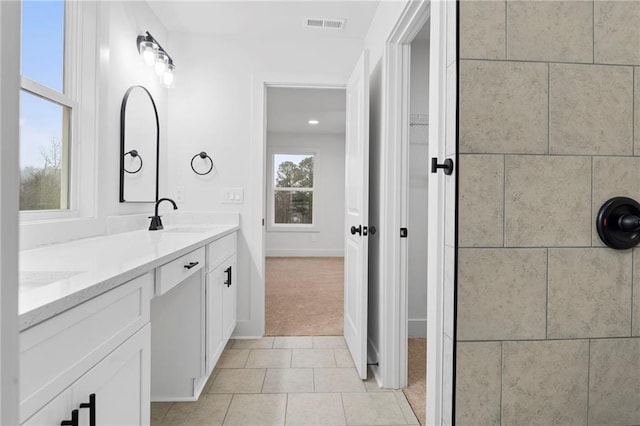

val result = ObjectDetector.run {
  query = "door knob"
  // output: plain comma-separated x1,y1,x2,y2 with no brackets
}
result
350,225,362,235
431,158,454,175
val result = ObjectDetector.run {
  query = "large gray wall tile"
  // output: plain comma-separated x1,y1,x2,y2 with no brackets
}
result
595,1,640,65
458,155,504,247
548,248,632,339
459,60,548,154
592,157,640,246
550,64,633,155
505,156,591,247
458,249,546,340
589,338,640,425
506,0,593,63
460,0,505,60
502,340,589,426
455,342,501,426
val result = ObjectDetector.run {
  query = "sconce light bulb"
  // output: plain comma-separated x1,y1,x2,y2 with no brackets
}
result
163,65,175,87
139,40,157,66
154,51,168,76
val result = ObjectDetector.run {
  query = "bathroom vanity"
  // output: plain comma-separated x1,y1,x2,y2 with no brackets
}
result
18,218,239,425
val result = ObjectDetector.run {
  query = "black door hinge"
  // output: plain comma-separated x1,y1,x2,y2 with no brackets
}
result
400,228,408,238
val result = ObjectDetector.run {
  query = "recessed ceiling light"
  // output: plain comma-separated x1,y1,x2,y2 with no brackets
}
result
308,120,319,125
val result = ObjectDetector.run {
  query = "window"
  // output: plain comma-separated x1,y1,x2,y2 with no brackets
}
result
271,153,315,226
20,0,74,211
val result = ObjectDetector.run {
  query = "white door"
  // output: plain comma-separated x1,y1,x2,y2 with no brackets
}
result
344,50,370,380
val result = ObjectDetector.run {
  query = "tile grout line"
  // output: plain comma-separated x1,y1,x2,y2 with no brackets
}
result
586,339,591,426
339,393,349,425
546,248,549,339
503,154,506,248
500,342,503,426
222,394,234,425
632,249,635,336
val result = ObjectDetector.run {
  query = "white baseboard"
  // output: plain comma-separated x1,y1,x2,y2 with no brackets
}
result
265,249,344,257
408,319,427,338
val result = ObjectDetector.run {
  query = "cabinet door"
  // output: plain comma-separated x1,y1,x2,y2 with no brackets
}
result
222,255,237,341
73,324,151,426
206,264,225,375
22,388,73,426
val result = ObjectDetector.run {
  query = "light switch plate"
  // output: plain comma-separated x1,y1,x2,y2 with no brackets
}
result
222,187,244,204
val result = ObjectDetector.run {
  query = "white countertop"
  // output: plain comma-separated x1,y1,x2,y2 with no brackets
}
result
19,224,239,331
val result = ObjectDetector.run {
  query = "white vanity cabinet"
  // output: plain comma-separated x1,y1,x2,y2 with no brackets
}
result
20,272,153,425
205,233,237,375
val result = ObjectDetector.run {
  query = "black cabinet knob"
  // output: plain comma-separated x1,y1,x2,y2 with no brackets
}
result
350,225,362,236
431,158,454,175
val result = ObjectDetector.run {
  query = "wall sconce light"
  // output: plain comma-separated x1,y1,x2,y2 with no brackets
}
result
137,31,175,88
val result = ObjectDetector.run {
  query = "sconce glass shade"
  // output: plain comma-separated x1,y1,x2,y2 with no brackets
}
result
139,40,157,66
163,63,175,87
154,51,168,76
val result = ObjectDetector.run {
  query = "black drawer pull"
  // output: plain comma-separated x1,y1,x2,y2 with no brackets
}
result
61,409,79,426
80,394,96,426
184,261,199,269
224,266,232,287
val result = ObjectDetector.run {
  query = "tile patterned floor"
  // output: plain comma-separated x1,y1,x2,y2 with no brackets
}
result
152,336,420,426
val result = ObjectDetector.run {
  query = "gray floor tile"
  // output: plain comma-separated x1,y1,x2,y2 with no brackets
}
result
216,349,250,368
262,368,314,393
273,336,314,349
334,349,355,368
285,393,347,425
160,394,232,426
232,337,275,349
208,368,266,394
313,336,347,348
314,368,366,393
292,349,336,368
223,394,287,425
342,392,408,425
246,349,292,368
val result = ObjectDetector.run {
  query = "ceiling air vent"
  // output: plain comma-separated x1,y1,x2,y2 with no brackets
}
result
304,18,346,30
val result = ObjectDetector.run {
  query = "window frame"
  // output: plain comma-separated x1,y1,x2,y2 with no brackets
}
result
19,0,93,221
268,148,318,232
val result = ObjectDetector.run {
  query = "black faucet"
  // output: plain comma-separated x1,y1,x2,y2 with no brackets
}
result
149,197,178,231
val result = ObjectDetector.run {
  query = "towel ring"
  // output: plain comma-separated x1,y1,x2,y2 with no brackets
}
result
191,152,214,175
124,150,143,174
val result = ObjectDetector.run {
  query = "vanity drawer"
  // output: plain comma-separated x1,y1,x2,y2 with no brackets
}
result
20,272,153,423
155,247,205,296
207,232,236,271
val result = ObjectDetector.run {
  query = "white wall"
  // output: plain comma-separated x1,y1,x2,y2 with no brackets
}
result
20,1,170,249
408,38,429,337
166,32,362,337
265,132,345,257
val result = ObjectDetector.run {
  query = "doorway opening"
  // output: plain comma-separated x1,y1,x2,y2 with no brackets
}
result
401,18,430,426
263,87,347,337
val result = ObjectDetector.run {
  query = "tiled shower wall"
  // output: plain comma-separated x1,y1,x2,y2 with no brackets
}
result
456,1,640,425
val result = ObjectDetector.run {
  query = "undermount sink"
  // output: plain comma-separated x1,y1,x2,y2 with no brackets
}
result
163,227,217,234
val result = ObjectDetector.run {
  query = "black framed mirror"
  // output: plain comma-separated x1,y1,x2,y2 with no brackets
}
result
119,85,159,203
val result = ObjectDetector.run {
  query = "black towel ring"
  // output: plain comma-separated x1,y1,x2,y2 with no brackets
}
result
124,150,143,174
191,152,214,175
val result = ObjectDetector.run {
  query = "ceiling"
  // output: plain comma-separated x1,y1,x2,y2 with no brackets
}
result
267,87,346,134
147,1,380,40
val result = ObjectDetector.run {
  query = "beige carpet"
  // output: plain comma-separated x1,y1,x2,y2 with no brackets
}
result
265,257,344,336
404,337,427,425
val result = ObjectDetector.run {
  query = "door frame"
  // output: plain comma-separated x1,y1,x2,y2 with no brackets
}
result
382,0,456,423
380,0,431,390
249,72,347,338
